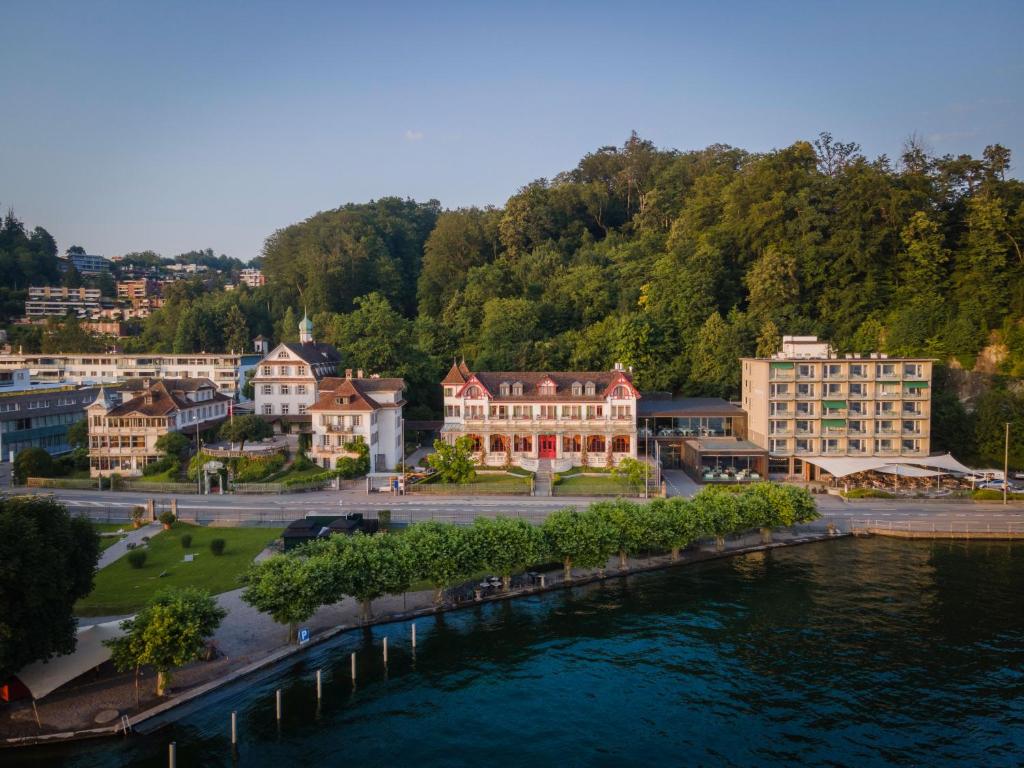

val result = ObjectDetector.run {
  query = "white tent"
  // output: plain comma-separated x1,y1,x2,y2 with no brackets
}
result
905,453,974,474
875,464,941,478
15,619,127,700
801,456,890,478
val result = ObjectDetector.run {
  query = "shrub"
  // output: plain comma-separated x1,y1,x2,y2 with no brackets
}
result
127,550,148,569
158,511,176,526
143,455,180,477
292,451,315,472
210,538,226,556
232,453,286,482
843,488,896,499
181,534,193,548
972,489,1024,501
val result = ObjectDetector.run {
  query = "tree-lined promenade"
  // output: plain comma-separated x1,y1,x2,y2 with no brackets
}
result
240,483,819,642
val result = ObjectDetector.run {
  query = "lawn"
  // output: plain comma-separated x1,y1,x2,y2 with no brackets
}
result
76,523,283,616
553,474,637,496
90,522,129,551
409,471,530,495
135,468,181,483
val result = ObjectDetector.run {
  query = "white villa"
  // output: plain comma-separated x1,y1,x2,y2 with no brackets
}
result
440,362,640,472
252,313,342,431
308,373,406,473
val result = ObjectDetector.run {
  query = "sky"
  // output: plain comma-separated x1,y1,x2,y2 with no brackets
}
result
1,0,1022,262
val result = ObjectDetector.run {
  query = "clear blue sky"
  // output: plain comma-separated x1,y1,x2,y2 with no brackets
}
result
2,0,1021,262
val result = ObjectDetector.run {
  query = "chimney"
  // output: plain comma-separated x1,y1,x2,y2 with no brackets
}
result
356,369,364,379
345,368,353,380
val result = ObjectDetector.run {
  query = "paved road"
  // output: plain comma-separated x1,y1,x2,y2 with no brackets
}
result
11,485,1024,529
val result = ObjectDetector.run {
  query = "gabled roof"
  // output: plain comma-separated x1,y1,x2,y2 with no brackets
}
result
309,376,407,413
442,362,468,386
458,370,639,401
104,378,229,417
280,342,342,366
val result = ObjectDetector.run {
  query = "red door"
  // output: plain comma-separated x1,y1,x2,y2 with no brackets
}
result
539,435,556,458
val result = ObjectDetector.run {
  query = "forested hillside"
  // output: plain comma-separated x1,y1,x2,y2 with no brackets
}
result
5,134,1023,463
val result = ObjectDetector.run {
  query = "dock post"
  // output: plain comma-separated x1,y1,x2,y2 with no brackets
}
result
351,652,356,681
383,636,388,664
411,623,416,648
316,669,322,701
275,689,282,720
168,742,177,768
231,711,237,745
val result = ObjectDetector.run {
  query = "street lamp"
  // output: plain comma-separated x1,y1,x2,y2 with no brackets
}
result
1005,421,1011,507
644,417,650,499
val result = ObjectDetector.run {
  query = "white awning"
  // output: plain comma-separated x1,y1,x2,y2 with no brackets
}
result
876,464,942,478
904,453,974,474
15,619,127,700
801,456,891,478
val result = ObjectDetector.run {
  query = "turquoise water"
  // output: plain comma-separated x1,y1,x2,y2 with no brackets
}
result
15,538,1024,766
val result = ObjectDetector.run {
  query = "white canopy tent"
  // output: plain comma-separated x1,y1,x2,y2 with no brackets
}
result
802,453,974,480
15,619,127,700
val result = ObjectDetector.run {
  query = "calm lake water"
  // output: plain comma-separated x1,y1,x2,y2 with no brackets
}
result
17,537,1024,767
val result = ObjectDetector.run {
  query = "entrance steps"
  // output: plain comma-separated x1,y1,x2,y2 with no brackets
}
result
534,459,553,497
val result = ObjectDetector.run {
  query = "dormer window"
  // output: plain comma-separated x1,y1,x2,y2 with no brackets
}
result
512,382,523,396
571,382,583,397
585,381,596,396
539,381,555,396
499,382,511,397
335,395,351,405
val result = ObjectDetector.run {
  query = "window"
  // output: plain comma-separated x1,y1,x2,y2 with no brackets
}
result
297,385,306,395
796,402,815,416
571,382,582,396
562,434,581,452
586,405,604,420
262,366,272,375
513,434,533,452
445,405,461,418
352,415,362,427
584,382,596,396
902,420,919,434
280,385,290,396
825,364,843,379
795,438,813,453
901,439,920,452
466,385,482,398
876,438,894,452
848,420,864,434
512,382,523,396
539,405,557,420
539,381,556,396
466,405,484,419
848,439,864,453
796,383,815,397
769,438,789,454
499,382,510,397
612,435,630,453
512,405,530,419
824,439,840,453
444,387,454,398
903,363,923,378
490,434,509,452
262,404,273,415
261,384,272,395
279,366,291,376
770,383,791,397
489,404,507,419
612,405,631,420
849,363,866,378
797,364,816,378
795,420,812,434
277,351,289,359
770,420,790,435
296,365,307,376
298,404,307,415
281,404,289,415
612,385,629,398
587,435,606,453
825,383,843,395
562,405,581,420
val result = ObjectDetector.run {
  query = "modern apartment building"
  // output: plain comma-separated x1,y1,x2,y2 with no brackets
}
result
309,373,406,473
441,362,640,471
64,253,111,274
741,336,934,479
0,385,105,461
87,378,230,477
0,352,259,397
239,268,266,288
252,313,342,430
25,286,102,317
116,279,160,301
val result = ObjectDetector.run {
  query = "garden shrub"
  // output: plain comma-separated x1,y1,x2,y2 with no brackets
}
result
210,538,226,556
158,511,176,526
127,550,147,569
181,534,193,548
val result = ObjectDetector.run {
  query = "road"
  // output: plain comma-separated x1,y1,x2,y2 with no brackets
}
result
9,484,1024,530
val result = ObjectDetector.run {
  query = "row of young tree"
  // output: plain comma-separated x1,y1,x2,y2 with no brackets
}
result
240,484,818,642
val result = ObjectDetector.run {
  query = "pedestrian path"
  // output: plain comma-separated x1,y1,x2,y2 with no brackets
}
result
97,521,164,569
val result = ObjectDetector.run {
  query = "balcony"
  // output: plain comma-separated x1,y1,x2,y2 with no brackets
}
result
769,371,795,381
795,391,817,400
876,371,900,380
769,391,793,400
323,425,358,437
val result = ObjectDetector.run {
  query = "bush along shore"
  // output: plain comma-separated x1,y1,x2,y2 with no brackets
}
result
241,483,820,641
3,484,823,744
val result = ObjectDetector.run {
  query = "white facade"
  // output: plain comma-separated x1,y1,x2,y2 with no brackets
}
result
309,376,406,473
0,353,257,396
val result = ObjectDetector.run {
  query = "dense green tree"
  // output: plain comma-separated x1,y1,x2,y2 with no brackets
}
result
317,533,413,621
219,414,273,450
542,506,617,581
469,516,545,590
106,587,226,695
0,497,100,680
241,555,326,643
404,522,479,604
427,436,476,483
13,446,56,482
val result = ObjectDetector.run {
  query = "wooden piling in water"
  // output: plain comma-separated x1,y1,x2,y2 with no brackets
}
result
411,623,416,648
316,669,322,700
231,711,237,745
168,742,176,768
275,689,282,720
351,652,356,681
383,637,388,664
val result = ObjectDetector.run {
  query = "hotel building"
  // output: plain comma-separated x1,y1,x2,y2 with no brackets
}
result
441,362,639,471
741,336,933,479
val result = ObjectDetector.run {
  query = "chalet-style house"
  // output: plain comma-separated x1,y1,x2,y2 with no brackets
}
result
252,313,342,431
441,362,639,471
309,372,406,473
87,378,230,477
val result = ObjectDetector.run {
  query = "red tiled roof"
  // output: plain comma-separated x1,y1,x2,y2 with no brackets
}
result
456,370,639,401
105,378,229,417
309,377,406,412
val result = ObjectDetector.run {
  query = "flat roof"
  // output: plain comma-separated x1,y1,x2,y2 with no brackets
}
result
637,395,743,418
684,437,767,454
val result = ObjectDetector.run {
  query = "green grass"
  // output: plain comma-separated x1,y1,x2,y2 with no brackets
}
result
553,474,636,496
76,523,282,616
270,466,329,484
135,468,181,483
468,473,529,487
90,524,129,552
